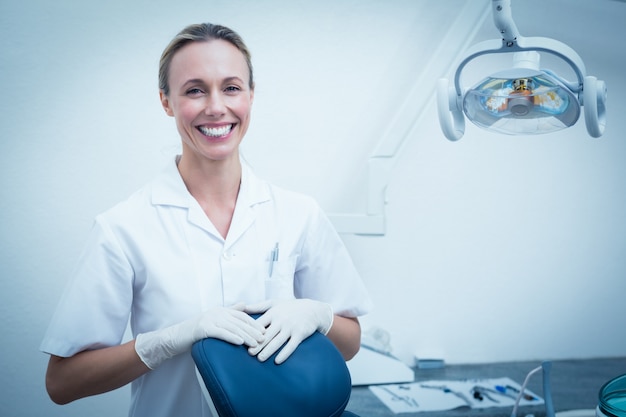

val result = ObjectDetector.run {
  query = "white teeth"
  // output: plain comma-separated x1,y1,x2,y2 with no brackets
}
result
199,124,232,137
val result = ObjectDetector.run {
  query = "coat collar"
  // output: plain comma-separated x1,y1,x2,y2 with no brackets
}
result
151,156,271,209
150,156,272,243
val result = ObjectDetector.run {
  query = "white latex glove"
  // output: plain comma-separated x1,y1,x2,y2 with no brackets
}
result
245,299,334,364
135,304,265,369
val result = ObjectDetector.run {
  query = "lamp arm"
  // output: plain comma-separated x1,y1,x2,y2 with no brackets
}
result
492,0,520,44
452,0,587,96
452,38,505,95
452,36,587,96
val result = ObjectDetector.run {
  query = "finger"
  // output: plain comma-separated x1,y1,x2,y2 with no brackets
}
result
248,345,261,356
206,327,245,346
230,310,266,334
274,337,303,364
247,324,279,355
237,326,267,346
219,317,265,346
237,332,262,348
256,332,290,362
248,326,279,357
244,300,274,314
249,309,277,330
229,302,246,311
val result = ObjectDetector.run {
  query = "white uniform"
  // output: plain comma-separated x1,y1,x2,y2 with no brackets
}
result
40,157,372,417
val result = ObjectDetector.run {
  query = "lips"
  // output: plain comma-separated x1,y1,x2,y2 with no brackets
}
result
197,124,233,138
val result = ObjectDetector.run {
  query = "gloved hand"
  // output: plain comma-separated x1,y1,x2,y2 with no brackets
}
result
135,304,266,369
245,299,334,364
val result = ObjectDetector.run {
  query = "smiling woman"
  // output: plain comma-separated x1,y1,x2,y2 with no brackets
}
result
161,40,255,180
39,22,372,417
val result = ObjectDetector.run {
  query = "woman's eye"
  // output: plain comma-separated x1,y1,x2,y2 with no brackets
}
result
186,88,204,96
225,86,240,93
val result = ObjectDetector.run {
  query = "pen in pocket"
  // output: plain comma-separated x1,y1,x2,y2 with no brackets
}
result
268,242,279,277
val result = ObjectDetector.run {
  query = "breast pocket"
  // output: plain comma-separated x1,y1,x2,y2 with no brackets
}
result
265,255,297,300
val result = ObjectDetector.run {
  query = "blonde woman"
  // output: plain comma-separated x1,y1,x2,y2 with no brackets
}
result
41,22,371,417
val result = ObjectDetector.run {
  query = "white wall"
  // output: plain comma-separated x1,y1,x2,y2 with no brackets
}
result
1,0,625,416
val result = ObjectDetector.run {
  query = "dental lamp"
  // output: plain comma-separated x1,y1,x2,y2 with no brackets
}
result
438,0,607,140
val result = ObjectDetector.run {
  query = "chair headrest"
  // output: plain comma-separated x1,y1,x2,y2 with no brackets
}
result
192,326,352,417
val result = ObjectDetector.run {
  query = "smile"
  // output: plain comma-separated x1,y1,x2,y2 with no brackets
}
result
198,124,233,138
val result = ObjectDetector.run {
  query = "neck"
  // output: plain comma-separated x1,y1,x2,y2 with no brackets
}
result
177,151,242,239
177,150,242,204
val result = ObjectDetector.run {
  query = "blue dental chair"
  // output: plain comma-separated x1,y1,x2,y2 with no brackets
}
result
192,328,359,417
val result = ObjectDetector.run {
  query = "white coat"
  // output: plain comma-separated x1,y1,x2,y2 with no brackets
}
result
40,157,372,417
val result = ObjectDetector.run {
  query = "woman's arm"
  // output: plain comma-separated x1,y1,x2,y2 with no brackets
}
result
46,305,266,404
326,315,361,361
45,340,149,405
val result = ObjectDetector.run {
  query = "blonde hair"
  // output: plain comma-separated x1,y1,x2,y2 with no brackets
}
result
158,23,254,96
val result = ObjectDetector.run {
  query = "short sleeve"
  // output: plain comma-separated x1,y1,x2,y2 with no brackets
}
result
40,216,134,357
294,203,373,318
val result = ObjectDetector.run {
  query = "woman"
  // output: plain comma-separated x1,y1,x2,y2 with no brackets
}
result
40,23,372,417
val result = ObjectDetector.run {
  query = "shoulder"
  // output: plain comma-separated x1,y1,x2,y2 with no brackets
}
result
243,162,320,211
97,158,185,228
97,182,154,228
269,183,319,211
256,178,324,225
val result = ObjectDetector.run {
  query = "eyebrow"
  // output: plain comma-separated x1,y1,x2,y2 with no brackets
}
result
182,76,245,88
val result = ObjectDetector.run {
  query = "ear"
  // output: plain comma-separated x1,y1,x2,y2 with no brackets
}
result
160,91,174,117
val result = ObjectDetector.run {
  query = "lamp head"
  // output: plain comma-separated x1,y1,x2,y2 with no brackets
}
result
436,0,606,141
463,51,580,135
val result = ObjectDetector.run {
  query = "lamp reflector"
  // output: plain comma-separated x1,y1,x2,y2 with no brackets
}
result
462,52,580,135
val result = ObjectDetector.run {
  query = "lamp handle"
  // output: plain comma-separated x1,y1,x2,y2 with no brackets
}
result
583,76,607,138
437,78,465,141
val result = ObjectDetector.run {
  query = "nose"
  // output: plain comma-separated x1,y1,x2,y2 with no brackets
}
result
204,92,226,117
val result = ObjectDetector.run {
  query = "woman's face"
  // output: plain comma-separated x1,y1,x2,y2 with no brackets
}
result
160,39,254,164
